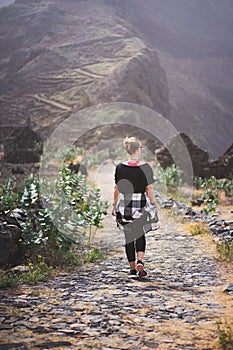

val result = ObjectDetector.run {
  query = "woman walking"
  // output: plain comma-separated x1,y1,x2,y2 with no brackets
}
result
112,137,158,278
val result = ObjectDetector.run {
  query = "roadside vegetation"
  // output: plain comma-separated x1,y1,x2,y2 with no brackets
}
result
217,320,233,350
0,146,108,288
1,156,232,288
193,176,233,214
153,164,233,261
193,175,233,262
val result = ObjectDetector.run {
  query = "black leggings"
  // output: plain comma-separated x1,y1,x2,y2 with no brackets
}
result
125,234,146,262
123,215,147,262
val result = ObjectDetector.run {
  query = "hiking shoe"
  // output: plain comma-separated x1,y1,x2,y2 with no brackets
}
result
128,269,137,279
136,260,147,277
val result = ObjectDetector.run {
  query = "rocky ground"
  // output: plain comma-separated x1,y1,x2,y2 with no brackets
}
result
0,162,233,349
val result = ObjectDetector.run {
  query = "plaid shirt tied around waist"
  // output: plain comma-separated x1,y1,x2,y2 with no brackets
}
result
116,192,159,231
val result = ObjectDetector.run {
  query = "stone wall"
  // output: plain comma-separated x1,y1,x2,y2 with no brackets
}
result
206,143,233,179
155,133,233,179
4,126,42,163
0,223,24,268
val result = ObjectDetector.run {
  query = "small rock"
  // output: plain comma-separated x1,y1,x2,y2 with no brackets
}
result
223,284,233,295
10,265,29,273
0,324,13,330
29,317,40,323
0,317,6,324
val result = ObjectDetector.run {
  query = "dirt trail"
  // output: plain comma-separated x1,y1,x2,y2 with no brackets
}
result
0,161,233,350
29,94,72,111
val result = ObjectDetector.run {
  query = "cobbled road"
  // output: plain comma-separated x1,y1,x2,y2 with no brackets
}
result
0,162,232,350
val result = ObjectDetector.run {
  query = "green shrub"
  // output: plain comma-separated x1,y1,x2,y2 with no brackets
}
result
193,176,222,213
193,176,233,207
193,177,204,190
40,164,109,246
0,244,106,289
0,176,19,210
85,247,105,263
0,270,20,289
0,264,51,289
153,164,182,192
55,145,84,163
222,179,233,198
190,223,208,236
0,164,108,271
163,164,182,188
217,320,233,350
22,264,51,285
201,178,219,213
216,242,233,261
20,165,108,249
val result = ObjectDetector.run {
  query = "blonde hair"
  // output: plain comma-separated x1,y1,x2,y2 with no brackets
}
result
124,137,141,155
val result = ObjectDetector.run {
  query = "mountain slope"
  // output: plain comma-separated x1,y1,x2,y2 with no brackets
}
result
0,0,169,139
109,0,233,159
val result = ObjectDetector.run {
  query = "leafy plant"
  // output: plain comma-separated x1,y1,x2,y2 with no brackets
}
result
0,263,51,289
153,164,182,191
164,164,183,188
0,269,20,288
190,223,208,236
17,165,108,250
55,145,84,163
41,145,84,169
23,263,51,285
203,176,219,190
0,176,19,210
216,241,233,261
217,320,233,350
193,177,204,190
0,163,108,272
223,180,233,198
85,247,105,262
193,176,219,213
194,175,233,212
20,174,40,209
44,164,109,244
202,188,219,213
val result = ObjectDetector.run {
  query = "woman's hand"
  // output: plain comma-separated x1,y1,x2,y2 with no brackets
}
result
112,184,119,216
112,204,116,216
146,184,156,201
150,202,157,208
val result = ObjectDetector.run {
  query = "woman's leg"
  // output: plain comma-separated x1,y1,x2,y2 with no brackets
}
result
135,214,147,262
136,234,146,261
124,224,136,270
124,219,146,273
136,234,147,276
125,241,136,268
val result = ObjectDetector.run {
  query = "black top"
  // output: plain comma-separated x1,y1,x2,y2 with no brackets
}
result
115,162,155,194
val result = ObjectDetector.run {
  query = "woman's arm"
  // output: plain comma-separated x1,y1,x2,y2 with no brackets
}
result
146,184,157,207
112,184,119,216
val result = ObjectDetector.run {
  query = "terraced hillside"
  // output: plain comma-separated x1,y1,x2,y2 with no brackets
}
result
0,0,169,139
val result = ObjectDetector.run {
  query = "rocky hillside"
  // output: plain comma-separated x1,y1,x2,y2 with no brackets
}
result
1,0,232,162
109,0,233,159
0,0,169,140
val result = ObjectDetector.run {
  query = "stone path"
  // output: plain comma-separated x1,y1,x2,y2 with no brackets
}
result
0,162,233,350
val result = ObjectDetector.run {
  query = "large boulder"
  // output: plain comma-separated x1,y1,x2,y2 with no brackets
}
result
0,224,24,268
207,143,233,179
155,133,233,179
155,133,209,177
